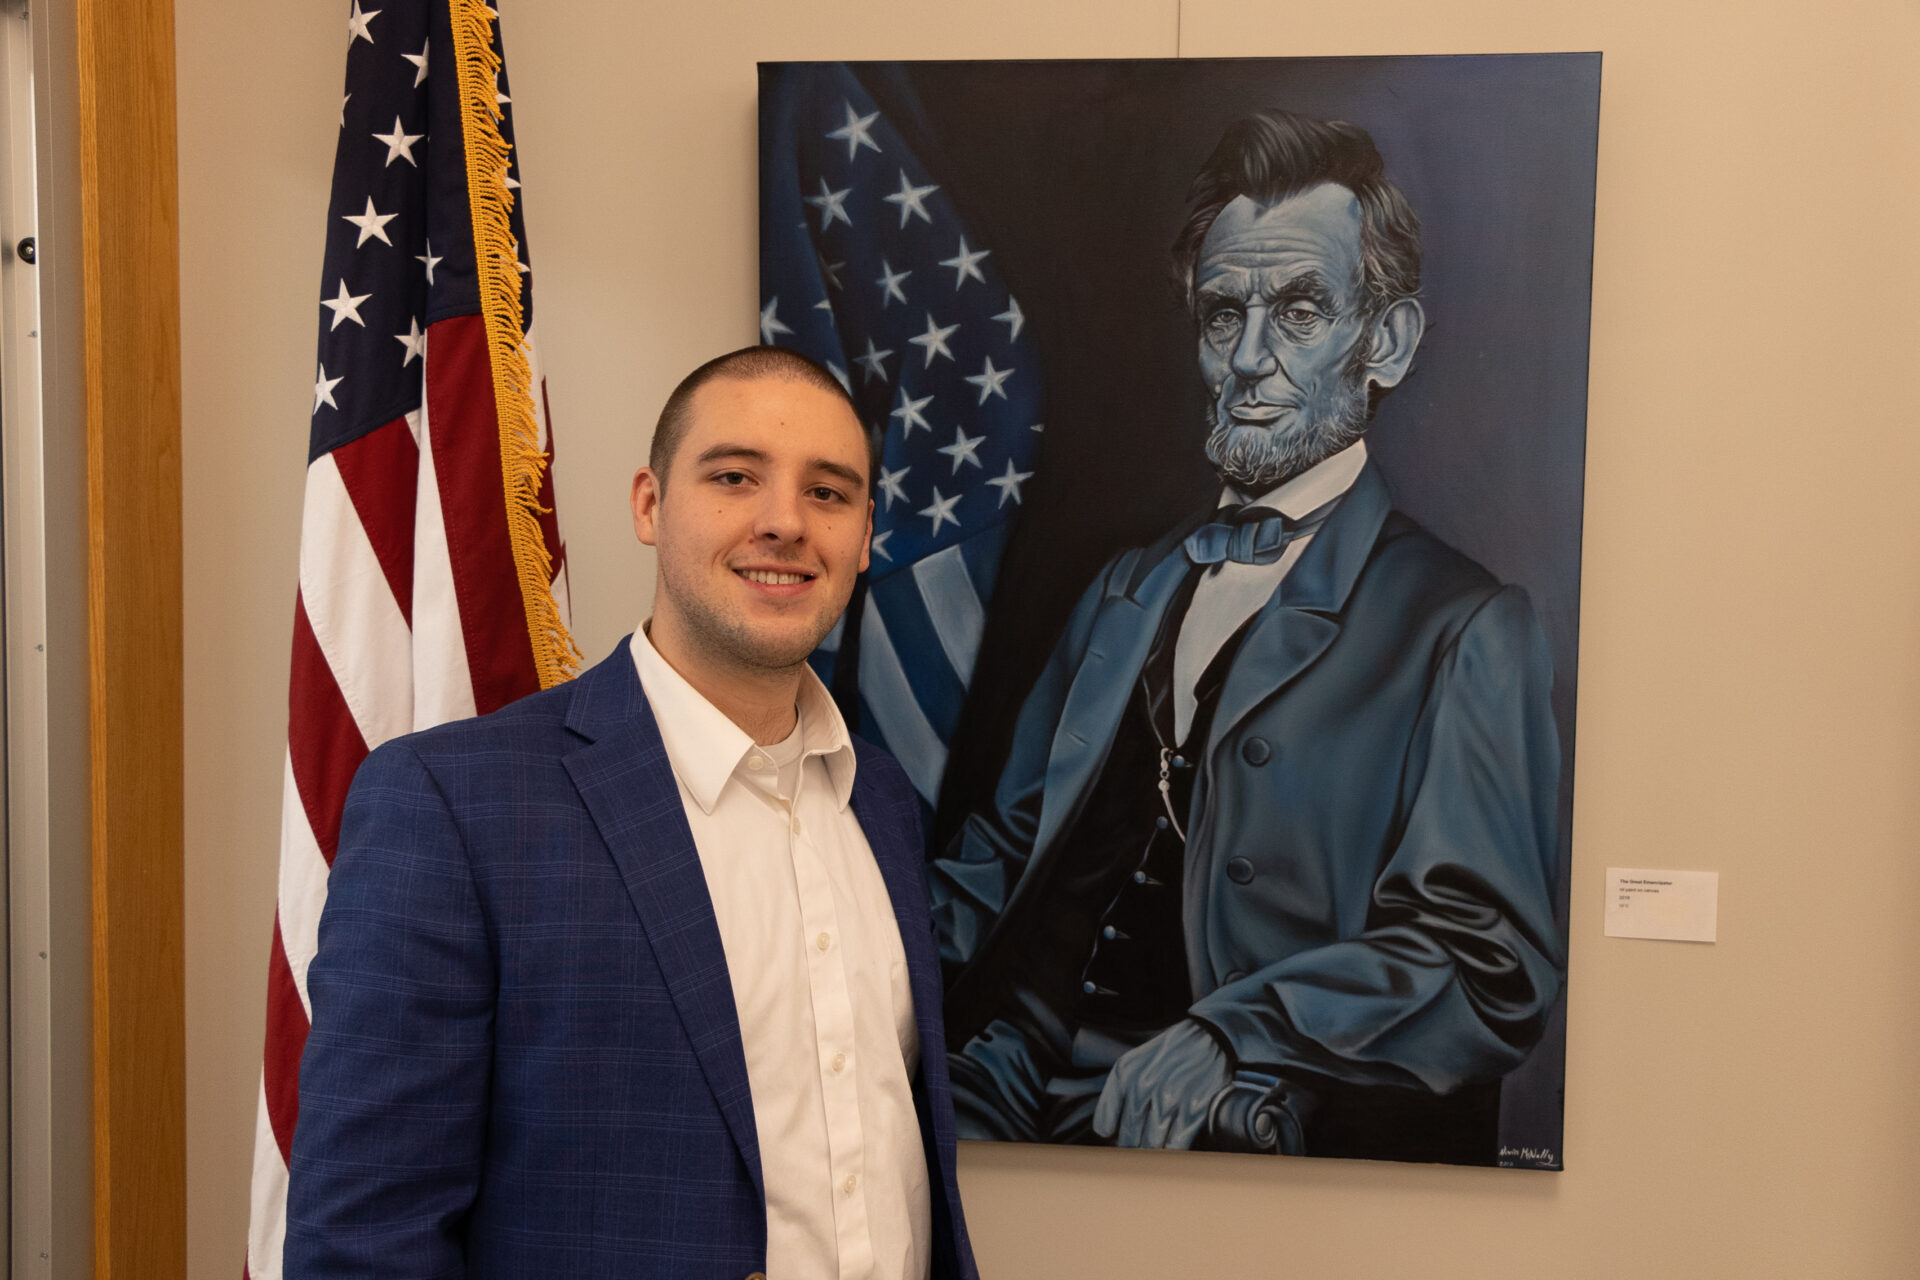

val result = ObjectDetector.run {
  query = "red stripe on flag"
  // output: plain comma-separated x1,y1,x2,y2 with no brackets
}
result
425,313,541,714
331,418,421,627
288,595,370,864
263,913,308,1164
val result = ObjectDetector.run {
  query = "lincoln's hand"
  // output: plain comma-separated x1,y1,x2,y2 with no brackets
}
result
1092,1019,1233,1149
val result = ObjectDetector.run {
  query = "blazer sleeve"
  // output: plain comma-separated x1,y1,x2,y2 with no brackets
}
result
927,552,1124,970
1189,585,1567,1095
284,739,495,1280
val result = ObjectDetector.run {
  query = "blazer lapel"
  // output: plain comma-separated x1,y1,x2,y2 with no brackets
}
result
560,645,763,1203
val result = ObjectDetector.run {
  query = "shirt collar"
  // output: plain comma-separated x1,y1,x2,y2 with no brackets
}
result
629,624,858,815
1220,438,1369,518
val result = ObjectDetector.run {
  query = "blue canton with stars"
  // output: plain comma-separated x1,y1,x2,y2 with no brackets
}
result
761,63,1044,802
311,0,534,464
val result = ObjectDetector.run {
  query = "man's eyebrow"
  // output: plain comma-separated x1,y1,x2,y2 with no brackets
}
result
692,444,865,489
692,443,770,467
808,458,867,489
1261,270,1338,310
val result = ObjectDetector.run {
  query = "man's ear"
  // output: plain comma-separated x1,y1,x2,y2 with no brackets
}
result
631,466,662,547
1364,297,1425,391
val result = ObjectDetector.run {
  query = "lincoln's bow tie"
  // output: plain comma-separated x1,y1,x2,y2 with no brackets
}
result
1182,505,1297,566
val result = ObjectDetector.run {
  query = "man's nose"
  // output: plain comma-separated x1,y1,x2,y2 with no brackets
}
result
1229,305,1281,383
753,486,808,542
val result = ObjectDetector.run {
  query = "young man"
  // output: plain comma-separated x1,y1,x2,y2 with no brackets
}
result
287,346,977,1280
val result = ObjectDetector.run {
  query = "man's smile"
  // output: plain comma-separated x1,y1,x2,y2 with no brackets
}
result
734,565,817,588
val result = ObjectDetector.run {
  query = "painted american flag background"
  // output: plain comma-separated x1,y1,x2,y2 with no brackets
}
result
245,1,576,1273
760,63,1044,808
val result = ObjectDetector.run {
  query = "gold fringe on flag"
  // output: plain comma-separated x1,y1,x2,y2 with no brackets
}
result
448,0,582,687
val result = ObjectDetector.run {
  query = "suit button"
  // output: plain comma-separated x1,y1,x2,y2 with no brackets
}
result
1241,737,1271,765
1226,857,1255,884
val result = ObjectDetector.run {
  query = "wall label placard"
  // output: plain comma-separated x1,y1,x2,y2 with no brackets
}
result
1604,867,1719,943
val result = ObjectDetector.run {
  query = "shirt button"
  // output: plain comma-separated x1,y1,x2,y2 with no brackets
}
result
816,932,831,952
831,1052,846,1073
843,1174,858,1195
747,754,769,771
790,816,802,835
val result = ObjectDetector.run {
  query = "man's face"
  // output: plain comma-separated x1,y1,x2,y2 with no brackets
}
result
631,376,872,674
1193,184,1379,492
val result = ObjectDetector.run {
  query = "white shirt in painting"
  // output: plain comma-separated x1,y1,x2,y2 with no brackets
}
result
630,626,931,1280
1173,438,1370,744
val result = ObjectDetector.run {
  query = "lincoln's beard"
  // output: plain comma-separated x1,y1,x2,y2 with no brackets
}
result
1204,350,1372,493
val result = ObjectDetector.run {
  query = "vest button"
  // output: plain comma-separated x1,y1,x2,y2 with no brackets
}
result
1170,754,1188,769
1241,737,1272,765
1226,857,1255,884
1155,815,1169,830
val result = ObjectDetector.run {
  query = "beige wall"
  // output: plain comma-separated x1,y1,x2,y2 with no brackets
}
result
176,1,1920,1276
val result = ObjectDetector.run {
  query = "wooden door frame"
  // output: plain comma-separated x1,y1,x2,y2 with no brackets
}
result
74,0,186,1273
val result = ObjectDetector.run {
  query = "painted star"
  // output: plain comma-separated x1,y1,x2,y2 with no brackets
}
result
416,240,442,285
918,486,962,537
346,0,381,45
321,278,371,330
394,317,426,366
940,236,990,290
993,296,1025,341
854,337,894,385
372,115,424,167
826,101,882,161
986,457,1035,507
875,259,910,307
938,425,986,473
802,177,853,232
964,355,1013,404
826,363,852,394
869,528,894,561
342,195,399,247
890,387,933,436
882,170,938,228
908,313,958,366
494,72,510,108
877,464,910,511
312,363,343,413
402,39,428,87
816,252,845,293
759,297,794,345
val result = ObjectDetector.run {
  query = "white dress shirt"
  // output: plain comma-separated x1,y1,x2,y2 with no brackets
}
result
631,627,931,1280
1172,439,1369,743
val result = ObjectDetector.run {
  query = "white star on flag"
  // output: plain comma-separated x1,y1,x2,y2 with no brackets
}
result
993,296,1025,341
402,40,428,87
759,298,795,344
342,195,399,247
803,178,853,231
876,260,910,307
919,486,962,536
494,72,510,108
940,236,990,289
312,363,343,413
826,362,852,394
817,253,845,292
346,0,380,45
883,170,938,227
395,318,426,366
986,457,1035,506
891,387,933,436
826,101,882,161
372,116,424,167
854,337,894,385
870,529,894,561
321,278,372,330
877,464,910,510
416,240,442,284
938,425,986,473
964,355,1014,403
909,313,958,366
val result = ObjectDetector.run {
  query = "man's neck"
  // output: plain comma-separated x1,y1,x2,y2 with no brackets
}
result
643,618,803,745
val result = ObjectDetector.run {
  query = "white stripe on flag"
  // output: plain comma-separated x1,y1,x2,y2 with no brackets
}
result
246,1074,288,1280
910,543,985,685
858,595,948,803
299,454,415,750
276,749,331,1017
411,393,480,728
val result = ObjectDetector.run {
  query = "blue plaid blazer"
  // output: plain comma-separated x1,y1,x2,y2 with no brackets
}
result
286,641,978,1280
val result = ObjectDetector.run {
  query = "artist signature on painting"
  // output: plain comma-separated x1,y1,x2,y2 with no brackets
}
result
1497,1146,1560,1168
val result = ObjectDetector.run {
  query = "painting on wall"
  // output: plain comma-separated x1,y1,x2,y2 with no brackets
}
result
759,54,1599,1169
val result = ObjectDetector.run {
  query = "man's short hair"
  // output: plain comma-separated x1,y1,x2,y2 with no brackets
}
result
649,345,863,486
1171,108,1423,320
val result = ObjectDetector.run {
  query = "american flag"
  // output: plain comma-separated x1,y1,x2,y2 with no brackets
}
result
245,2,577,1274
760,63,1043,807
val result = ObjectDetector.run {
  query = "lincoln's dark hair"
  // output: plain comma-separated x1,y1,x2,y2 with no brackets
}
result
1171,109,1422,320
648,345,862,486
